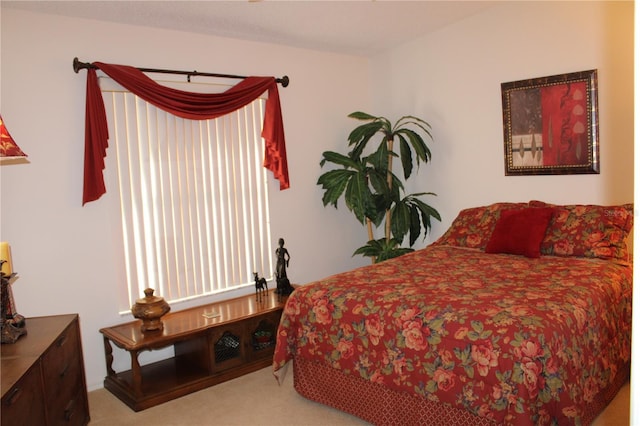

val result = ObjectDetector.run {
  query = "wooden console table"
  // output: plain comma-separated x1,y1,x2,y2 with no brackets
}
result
100,289,288,411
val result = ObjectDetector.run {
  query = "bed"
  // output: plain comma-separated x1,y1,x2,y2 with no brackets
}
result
273,201,633,425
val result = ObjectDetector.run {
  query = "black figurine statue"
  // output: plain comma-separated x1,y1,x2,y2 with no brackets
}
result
253,272,268,301
275,238,294,297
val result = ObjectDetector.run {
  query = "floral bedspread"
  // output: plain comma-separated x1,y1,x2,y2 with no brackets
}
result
273,245,632,425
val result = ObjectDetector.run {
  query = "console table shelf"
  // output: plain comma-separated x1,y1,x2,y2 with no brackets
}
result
100,289,288,411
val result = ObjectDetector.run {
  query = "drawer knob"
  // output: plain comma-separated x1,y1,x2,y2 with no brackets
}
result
64,398,76,421
57,334,68,347
60,362,70,378
5,387,22,405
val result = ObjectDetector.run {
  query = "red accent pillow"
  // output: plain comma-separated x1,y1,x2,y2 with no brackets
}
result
485,208,554,258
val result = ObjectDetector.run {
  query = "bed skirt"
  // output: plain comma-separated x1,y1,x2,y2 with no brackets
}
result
293,356,496,425
291,356,629,425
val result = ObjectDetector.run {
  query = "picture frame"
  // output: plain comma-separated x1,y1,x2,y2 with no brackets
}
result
501,69,599,175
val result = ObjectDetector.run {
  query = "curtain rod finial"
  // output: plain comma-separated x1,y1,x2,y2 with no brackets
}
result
73,57,94,73
279,76,290,88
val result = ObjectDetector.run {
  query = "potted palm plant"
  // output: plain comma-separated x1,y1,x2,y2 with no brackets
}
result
317,112,440,263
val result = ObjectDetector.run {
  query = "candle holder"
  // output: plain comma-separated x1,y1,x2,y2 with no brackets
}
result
0,265,27,344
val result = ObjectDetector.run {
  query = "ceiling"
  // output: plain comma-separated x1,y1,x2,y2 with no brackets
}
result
3,1,498,56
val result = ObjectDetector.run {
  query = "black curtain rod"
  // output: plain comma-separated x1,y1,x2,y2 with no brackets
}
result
72,57,289,87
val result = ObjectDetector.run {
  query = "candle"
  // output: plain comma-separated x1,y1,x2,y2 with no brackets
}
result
0,242,13,275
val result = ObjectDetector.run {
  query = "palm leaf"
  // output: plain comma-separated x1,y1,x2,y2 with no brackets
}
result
409,194,441,243
365,138,389,171
320,151,361,169
394,115,433,137
390,201,411,242
368,167,390,197
348,111,379,121
344,173,377,224
390,193,441,245
398,134,413,179
348,123,384,160
397,128,431,164
415,197,441,235
348,121,384,149
371,194,388,227
317,169,355,207
353,238,414,263
409,207,422,246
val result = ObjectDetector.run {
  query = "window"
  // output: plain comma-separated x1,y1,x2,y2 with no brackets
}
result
102,80,274,312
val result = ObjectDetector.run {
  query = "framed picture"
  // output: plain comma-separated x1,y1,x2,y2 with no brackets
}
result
501,69,599,175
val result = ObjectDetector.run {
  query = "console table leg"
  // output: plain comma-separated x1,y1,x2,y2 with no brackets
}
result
103,337,115,377
130,350,142,397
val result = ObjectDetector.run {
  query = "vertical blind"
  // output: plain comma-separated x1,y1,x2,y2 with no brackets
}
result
103,82,274,311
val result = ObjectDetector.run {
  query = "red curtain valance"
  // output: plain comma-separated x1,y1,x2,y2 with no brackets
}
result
82,61,289,205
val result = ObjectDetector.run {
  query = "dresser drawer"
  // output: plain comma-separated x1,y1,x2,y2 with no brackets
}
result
41,320,88,425
42,321,80,374
42,349,83,416
46,386,89,426
1,360,47,426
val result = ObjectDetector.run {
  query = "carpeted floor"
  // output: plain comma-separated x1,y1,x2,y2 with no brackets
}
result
88,365,367,425
88,366,629,425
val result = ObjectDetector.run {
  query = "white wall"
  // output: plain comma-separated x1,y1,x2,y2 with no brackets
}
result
370,1,634,243
0,8,372,390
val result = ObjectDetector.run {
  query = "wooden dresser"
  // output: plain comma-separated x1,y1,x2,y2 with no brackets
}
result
1,314,90,425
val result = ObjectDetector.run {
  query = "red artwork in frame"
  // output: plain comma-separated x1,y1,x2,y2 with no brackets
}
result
501,70,599,175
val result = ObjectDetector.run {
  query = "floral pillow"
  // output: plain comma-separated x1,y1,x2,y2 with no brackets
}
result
529,200,634,261
434,202,529,250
